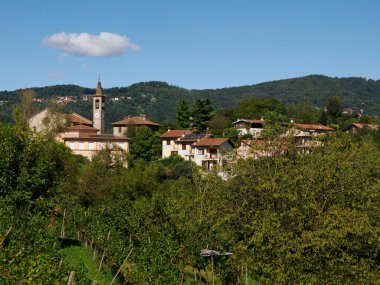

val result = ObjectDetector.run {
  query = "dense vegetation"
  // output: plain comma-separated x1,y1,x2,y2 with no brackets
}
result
1,106,379,283
1,75,380,129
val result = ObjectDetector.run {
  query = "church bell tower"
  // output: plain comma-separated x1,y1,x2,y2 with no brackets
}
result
93,79,105,134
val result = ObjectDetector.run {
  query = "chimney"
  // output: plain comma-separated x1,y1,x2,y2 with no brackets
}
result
140,114,147,120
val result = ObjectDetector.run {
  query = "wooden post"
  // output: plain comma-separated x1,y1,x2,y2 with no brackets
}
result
9,249,23,264
98,252,105,272
60,209,66,238
0,227,12,249
245,265,248,285
211,256,215,285
180,272,184,285
67,271,75,285
93,246,97,261
110,248,134,285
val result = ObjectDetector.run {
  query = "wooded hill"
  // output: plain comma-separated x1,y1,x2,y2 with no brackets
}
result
0,75,379,126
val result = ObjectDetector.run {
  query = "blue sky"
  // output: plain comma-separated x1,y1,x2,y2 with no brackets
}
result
1,0,380,91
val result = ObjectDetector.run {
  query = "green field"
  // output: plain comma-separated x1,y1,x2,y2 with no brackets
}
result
60,241,118,285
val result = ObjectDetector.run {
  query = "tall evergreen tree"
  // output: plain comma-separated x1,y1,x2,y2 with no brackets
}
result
175,99,191,128
326,96,343,123
191,99,213,132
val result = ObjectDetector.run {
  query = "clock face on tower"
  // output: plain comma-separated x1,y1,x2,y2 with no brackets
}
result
95,113,100,118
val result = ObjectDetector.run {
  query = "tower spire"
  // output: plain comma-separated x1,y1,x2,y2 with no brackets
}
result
96,78,103,96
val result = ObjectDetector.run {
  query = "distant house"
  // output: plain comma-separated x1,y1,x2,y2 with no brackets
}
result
28,109,91,133
58,133,129,161
112,115,160,136
160,130,232,170
232,118,265,138
292,123,333,136
343,123,379,133
192,138,234,170
176,133,212,161
160,129,194,158
289,123,334,153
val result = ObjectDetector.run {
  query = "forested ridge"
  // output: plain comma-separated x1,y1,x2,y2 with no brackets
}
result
1,75,379,126
0,108,379,284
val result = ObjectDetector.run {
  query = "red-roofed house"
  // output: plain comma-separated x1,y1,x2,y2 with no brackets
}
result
112,115,160,136
160,129,194,158
289,123,334,153
176,133,212,160
192,137,233,170
344,123,379,133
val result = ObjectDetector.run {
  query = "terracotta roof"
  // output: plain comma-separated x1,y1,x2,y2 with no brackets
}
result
160,130,193,138
193,138,230,147
69,113,92,126
66,125,99,132
294,123,334,131
349,123,379,131
112,115,160,126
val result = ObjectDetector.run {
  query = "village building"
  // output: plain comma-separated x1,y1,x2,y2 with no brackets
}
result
232,118,265,138
343,122,379,133
160,129,232,170
112,115,160,136
28,80,129,162
176,133,212,161
287,123,334,153
160,129,194,158
192,137,234,170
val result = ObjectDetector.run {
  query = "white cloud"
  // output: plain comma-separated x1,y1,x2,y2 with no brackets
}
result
43,32,140,57
48,71,65,80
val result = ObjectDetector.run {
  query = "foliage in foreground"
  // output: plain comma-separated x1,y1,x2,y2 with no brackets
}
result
0,118,379,284
72,133,380,284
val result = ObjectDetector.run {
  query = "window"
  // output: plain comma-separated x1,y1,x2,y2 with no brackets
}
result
198,149,204,155
99,143,105,149
69,142,75,150
95,99,100,109
119,126,122,133
78,142,84,150
166,140,170,145
88,142,95,150
182,144,186,150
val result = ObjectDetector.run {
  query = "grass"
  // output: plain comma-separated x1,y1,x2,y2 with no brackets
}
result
59,240,119,285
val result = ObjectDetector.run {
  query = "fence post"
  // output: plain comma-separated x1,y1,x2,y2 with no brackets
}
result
67,271,75,285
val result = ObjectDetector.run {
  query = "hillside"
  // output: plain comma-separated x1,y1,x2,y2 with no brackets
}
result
0,75,379,128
